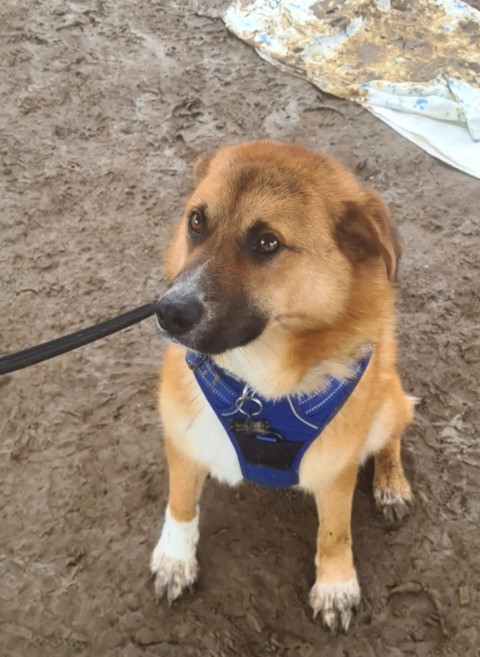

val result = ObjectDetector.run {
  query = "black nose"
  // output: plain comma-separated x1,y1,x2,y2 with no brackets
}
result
155,296,204,336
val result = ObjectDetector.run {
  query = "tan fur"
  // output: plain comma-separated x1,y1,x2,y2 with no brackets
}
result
153,140,414,633
163,436,208,523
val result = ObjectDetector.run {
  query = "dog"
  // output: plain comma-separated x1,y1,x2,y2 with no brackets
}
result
151,140,414,633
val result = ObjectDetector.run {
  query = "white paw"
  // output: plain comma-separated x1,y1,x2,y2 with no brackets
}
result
374,485,412,522
150,507,199,603
151,550,198,602
309,577,361,634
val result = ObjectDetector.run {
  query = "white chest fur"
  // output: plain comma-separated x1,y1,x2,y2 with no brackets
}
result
170,387,244,485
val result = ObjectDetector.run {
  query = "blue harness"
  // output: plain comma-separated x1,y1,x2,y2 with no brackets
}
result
186,349,372,488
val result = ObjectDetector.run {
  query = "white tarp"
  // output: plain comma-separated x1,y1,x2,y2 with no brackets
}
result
224,0,480,179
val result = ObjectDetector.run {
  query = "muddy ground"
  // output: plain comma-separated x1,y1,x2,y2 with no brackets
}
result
1,1,479,656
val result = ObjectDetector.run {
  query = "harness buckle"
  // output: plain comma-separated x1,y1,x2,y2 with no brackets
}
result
186,354,208,372
230,418,285,443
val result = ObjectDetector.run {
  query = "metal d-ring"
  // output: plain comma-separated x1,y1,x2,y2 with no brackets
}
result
221,384,264,418
234,384,263,417
235,394,263,417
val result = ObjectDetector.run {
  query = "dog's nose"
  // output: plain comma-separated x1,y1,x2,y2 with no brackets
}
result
155,296,204,336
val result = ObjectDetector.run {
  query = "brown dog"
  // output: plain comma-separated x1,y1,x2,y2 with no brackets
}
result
151,140,414,633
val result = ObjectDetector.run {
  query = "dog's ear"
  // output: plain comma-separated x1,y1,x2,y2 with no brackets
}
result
194,153,214,184
335,189,402,281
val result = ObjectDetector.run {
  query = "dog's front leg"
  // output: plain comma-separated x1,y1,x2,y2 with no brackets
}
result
310,462,360,634
151,437,208,602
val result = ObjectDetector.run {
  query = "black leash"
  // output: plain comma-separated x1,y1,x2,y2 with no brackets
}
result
0,302,157,376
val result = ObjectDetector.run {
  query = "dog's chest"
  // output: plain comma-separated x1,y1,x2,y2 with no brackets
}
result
171,353,380,488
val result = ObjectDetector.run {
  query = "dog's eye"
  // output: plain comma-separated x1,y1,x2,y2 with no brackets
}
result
256,233,280,255
188,209,204,233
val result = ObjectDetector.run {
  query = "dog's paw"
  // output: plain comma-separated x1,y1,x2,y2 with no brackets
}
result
150,507,199,603
374,483,412,523
309,577,361,634
151,548,198,603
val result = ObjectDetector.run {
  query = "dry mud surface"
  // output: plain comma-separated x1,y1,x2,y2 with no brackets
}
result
1,2,479,656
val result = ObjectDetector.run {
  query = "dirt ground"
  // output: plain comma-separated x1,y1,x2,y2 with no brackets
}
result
1,1,479,655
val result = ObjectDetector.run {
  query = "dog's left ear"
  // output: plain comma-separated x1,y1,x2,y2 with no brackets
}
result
335,189,402,281
194,153,214,184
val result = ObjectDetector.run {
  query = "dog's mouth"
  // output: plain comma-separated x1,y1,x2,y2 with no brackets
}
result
154,303,267,355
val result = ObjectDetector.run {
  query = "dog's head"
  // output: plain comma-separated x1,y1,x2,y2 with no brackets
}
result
156,141,401,356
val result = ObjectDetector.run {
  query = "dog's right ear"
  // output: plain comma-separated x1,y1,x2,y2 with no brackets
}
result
194,153,214,184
